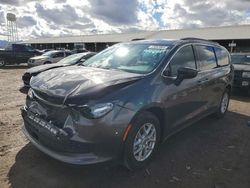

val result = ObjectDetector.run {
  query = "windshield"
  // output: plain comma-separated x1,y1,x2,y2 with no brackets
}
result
57,53,85,65
25,45,36,52
231,54,250,64
82,43,172,74
42,51,58,57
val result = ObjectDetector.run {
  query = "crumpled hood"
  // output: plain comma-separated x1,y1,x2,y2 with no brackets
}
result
233,64,250,71
30,66,144,104
26,63,68,75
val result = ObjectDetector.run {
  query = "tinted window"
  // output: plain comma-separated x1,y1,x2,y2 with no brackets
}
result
5,44,12,51
65,52,72,56
214,47,229,66
195,45,217,71
53,52,64,58
14,45,25,52
166,45,196,77
231,54,250,65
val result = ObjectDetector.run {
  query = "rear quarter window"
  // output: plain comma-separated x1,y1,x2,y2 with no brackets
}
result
214,47,229,66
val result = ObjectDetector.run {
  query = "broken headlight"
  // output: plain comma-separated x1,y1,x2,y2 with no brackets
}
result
27,88,34,99
77,103,114,119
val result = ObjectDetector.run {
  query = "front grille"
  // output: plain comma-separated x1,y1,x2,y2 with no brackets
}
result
234,70,242,79
30,90,70,128
22,73,31,85
34,98,69,128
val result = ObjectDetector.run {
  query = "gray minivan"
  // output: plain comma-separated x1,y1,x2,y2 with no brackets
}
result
21,38,233,170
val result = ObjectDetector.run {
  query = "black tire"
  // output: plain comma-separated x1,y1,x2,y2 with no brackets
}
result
214,89,230,119
0,59,5,67
123,111,161,171
43,61,51,64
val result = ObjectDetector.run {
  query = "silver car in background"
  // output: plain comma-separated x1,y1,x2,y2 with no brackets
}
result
27,50,72,66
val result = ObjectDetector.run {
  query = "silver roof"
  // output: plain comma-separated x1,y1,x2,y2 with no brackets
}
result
24,25,250,44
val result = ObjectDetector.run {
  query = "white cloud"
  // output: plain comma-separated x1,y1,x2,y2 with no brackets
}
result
0,0,249,40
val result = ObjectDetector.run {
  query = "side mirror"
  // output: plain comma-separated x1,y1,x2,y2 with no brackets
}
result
175,67,198,85
177,67,198,80
80,58,86,62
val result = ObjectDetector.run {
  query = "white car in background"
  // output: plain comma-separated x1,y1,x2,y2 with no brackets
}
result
27,50,72,66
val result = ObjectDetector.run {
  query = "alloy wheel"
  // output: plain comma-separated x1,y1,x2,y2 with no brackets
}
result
221,92,229,114
133,123,157,162
0,59,5,67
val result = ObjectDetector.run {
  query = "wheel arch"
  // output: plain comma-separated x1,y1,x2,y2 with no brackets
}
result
129,104,166,142
146,107,166,142
226,84,232,93
44,61,52,64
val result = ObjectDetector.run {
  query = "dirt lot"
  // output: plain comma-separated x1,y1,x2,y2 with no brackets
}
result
0,66,249,188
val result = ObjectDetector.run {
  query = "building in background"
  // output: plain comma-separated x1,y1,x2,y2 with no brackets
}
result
23,25,250,53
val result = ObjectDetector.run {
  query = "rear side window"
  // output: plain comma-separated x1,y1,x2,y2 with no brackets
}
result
214,47,229,66
166,45,196,77
53,52,64,58
65,52,72,56
195,45,217,71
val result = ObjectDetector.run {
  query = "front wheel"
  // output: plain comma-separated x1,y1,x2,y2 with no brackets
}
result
123,112,161,171
214,89,230,118
0,59,5,67
43,61,52,64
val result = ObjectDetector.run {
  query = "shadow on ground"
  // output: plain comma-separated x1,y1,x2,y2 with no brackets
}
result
231,90,250,102
0,64,28,70
7,111,250,188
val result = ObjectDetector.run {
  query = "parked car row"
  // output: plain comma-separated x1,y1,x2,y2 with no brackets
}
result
0,43,90,67
0,43,41,66
231,53,250,94
20,52,97,93
27,50,72,66
20,38,236,170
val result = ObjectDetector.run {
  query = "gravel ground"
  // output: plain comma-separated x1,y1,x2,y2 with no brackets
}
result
0,66,249,188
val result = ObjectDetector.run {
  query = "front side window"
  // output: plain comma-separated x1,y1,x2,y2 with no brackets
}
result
65,52,72,56
166,45,196,77
82,43,173,74
195,45,217,71
214,47,229,66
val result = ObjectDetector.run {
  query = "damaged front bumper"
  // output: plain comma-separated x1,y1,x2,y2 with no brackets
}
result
21,99,134,164
19,85,30,94
22,125,111,164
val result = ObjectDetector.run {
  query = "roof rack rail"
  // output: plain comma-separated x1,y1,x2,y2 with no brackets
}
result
180,37,219,44
131,38,145,41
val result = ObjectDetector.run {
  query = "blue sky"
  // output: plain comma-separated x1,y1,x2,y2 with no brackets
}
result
0,0,250,40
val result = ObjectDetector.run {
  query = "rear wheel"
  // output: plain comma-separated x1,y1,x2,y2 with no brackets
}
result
214,89,230,118
123,112,160,171
0,59,5,67
43,61,51,64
